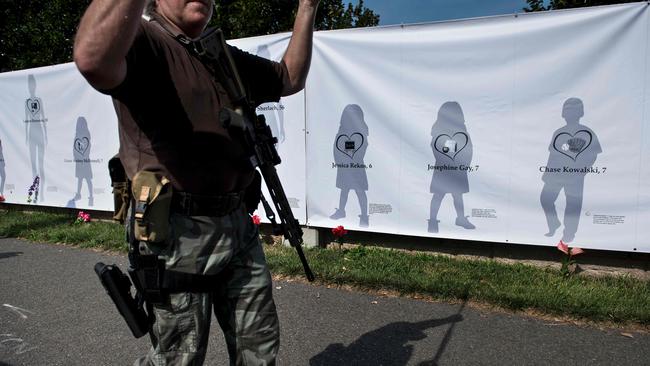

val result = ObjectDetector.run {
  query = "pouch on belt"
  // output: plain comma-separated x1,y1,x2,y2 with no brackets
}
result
131,171,172,243
108,155,130,224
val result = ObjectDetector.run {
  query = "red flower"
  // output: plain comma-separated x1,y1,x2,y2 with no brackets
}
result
0,195,5,202
557,240,585,257
557,240,569,255
570,247,584,256
251,214,261,226
332,225,348,238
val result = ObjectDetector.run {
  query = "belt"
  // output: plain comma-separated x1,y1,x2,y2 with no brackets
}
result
171,191,244,216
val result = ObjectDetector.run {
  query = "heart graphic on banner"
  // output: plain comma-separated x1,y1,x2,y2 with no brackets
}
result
74,137,90,155
336,133,364,159
552,130,592,161
433,132,469,160
26,98,41,116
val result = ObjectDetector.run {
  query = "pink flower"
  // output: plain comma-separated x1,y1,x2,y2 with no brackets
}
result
570,247,584,256
251,214,261,226
332,225,348,239
557,240,569,255
75,211,91,223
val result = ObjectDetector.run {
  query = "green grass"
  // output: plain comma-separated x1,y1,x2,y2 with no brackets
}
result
0,209,127,252
1,209,648,325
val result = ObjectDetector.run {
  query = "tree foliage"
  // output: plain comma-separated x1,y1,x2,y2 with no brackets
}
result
0,0,91,73
524,0,638,12
212,0,379,38
0,0,379,73
315,0,380,32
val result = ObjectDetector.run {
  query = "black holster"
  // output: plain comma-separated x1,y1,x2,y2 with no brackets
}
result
94,262,151,338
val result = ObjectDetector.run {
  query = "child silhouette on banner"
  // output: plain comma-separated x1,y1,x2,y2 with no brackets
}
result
540,98,601,243
25,74,47,202
73,117,94,206
428,101,474,233
330,104,370,227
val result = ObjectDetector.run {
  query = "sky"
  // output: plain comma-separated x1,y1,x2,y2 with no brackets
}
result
361,0,541,26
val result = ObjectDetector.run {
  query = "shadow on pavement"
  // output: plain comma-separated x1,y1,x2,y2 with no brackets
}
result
310,301,466,366
0,251,22,260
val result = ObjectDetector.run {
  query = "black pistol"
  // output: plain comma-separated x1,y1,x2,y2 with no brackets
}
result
94,262,151,338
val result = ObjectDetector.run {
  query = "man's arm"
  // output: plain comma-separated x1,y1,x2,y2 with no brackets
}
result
281,0,320,96
73,0,147,91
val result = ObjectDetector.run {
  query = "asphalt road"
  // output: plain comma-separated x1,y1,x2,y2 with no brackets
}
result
0,238,648,365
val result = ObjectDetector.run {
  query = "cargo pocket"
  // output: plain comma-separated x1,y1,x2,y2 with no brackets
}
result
154,293,198,353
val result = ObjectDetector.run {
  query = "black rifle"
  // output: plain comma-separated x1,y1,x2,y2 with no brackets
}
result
193,27,314,281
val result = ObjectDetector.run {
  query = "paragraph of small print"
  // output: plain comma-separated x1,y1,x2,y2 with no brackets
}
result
288,197,300,209
369,203,392,215
592,215,625,225
472,208,497,219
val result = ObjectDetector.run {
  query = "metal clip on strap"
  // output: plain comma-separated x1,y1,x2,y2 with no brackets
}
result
134,186,151,221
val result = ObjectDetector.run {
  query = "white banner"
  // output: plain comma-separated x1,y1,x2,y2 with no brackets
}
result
0,63,118,210
509,5,647,251
304,2,650,253
1,3,649,253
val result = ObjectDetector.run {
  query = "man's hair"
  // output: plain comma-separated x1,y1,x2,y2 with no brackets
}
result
143,0,156,17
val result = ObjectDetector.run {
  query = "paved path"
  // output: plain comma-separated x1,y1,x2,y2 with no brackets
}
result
0,238,648,365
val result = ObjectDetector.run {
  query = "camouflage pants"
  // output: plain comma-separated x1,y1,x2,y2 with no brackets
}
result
132,206,279,366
